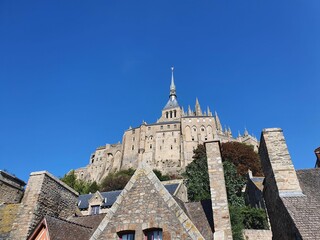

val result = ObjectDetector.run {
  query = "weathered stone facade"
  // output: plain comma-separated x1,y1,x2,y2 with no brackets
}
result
0,170,25,204
75,69,258,183
9,171,78,240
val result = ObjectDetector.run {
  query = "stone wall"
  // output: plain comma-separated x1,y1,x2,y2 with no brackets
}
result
259,128,302,240
242,229,272,240
205,141,233,240
9,171,78,240
0,171,25,204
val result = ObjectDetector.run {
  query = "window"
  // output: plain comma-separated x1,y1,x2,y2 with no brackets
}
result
167,125,170,129
150,144,152,149
133,137,135,141
91,205,100,215
174,124,177,128
144,229,162,240
160,125,163,130
174,139,176,143
170,145,173,150
132,145,134,150
166,112,168,118
118,231,135,240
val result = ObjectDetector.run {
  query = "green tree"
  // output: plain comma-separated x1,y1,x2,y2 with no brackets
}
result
223,161,246,207
61,170,99,194
153,169,171,181
100,168,135,192
183,145,210,201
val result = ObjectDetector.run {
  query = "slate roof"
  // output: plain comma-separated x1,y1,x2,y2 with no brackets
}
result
43,215,93,240
68,214,106,231
78,183,179,209
281,168,320,239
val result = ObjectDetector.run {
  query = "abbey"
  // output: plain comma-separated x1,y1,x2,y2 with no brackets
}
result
74,68,258,183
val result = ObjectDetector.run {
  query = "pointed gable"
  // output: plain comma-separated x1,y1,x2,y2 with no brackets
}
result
90,163,205,240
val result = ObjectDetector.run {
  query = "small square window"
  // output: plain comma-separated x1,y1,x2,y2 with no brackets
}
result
118,231,135,240
144,229,162,240
91,205,100,215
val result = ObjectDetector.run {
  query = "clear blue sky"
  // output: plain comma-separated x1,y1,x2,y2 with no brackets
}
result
1,0,319,182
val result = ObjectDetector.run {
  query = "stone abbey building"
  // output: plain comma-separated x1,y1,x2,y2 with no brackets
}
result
74,68,258,183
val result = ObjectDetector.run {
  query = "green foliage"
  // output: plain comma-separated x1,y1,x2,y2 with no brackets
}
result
60,170,99,194
223,161,246,207
221,142,263,176
100,168,172,192
229,205,269,239
182,145,211,201
241,207,269,230
153,169,171,181
100,168,135,192
229,206,245,240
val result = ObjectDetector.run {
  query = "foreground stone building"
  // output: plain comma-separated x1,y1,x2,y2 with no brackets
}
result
74,68,258,183
1,128,319,239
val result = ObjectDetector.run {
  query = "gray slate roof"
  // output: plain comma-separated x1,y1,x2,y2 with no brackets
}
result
78,183,179,209
281,168,320,240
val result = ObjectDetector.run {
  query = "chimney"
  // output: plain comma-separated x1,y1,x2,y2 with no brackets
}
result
259,128,303,197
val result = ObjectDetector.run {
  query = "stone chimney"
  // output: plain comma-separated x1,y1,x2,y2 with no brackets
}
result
259,128,302,197
205,141,233,240
10,171,79,240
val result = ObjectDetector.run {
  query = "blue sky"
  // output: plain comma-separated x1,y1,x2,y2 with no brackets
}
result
1,0,319,182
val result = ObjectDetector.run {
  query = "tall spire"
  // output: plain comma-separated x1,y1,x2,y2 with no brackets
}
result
170,66,176,98
163,66,179,110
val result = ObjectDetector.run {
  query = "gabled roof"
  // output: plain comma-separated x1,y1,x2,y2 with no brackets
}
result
78,183,179,209
90,163,205,240
281,168,320,239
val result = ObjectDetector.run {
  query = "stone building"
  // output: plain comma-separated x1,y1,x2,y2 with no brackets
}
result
0,170,26,204
74,68,258,183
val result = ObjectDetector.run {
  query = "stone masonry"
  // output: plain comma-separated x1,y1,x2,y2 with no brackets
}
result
0,170,26,204
9,171,79,240
205,141,232,240
90,164,205,240
259,128,303,240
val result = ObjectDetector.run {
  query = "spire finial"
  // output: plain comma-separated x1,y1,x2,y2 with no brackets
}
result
170,66,175,90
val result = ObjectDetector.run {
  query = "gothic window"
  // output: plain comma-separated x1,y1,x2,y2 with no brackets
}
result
90,205,100,215
144,229,162,240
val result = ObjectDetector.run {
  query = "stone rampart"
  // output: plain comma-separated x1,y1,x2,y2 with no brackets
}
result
0,170,25,204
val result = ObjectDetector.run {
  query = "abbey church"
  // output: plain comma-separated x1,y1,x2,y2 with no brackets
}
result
74,68,258,183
